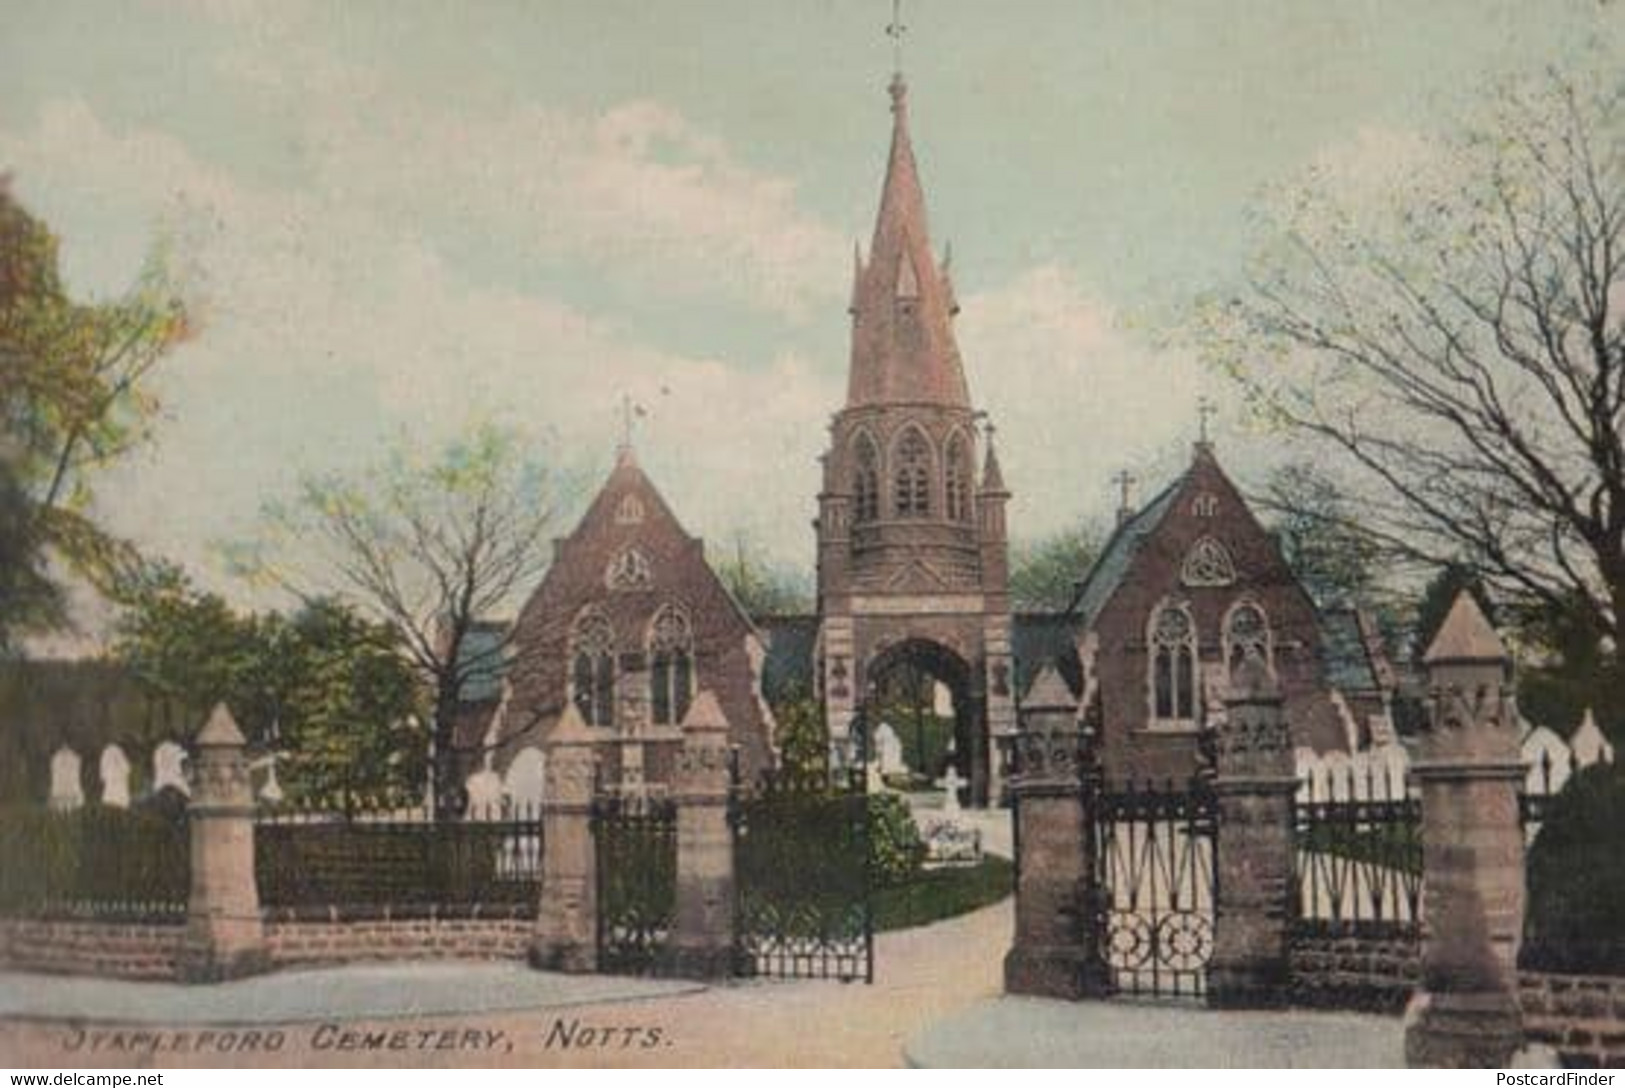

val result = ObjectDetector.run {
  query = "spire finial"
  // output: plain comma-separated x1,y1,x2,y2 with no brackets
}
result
887,0,908,79
1113,469,1137,525
618,393,646,455
1197,396,1217,447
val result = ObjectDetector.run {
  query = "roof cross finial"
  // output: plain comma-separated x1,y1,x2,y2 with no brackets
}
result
1112,469,1137,523
887,0,908,77
1197,396,1217,446
619,393,646,453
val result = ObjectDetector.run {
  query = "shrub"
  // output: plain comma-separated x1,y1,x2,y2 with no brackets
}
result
1524,761,1625,973
867,793,925,888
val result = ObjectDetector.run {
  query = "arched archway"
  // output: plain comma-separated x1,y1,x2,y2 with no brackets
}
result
860,638,984,805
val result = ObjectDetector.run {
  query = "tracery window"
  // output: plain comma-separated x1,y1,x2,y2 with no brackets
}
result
945,433,972,523
615,494,645,525
1150,602,1198,725
606,548,653,591
571,610,616,727
852,433,880,524
649,605,694,727
1225,601,1272,675
893,428,932,518
1181,536,1237,587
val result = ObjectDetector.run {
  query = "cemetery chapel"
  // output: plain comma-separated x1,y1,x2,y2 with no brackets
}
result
464,69,1393,808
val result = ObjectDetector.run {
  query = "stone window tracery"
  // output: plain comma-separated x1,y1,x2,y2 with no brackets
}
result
649,605,694,727
945,433,972,523
852,433,880,524
1150,602,1198,726
1181,536,1237,587
571,610,616,727
894,428,932,519
1224,601,1272,675
606,548,653,591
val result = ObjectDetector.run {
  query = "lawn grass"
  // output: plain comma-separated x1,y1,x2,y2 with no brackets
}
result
873,855,1013,932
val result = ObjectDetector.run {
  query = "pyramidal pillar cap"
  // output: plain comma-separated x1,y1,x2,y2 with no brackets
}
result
680,689,729,735
196,703,246,747
1423,591,1509,666
1021,664,1078,714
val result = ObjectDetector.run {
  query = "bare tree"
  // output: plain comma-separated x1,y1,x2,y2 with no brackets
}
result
1203,64,1625,669
238,423,566,816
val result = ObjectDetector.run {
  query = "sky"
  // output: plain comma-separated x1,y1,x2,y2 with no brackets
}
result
2,0,1620,619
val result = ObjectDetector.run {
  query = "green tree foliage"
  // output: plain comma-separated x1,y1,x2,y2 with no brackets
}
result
1525,761,1625,972
114,565,425,807
232,423,563,817
1201,64,1625,674
0,182,191,645
713,535,813,618
1009,523,1103,612
867,793,925,888
770,686,829,785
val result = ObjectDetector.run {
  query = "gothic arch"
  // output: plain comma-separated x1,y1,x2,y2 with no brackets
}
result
1222,597,1274,677
1147,598,1199,728
850,428,881,525
647,603,695,727
889,423,935,519
570,607,616,727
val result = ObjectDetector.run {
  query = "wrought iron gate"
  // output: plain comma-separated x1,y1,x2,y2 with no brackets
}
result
1088,773,1219,1000
592,793,677,975
730,767,874,983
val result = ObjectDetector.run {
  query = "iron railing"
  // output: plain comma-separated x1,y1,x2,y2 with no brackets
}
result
255,802,543,918
1292,762,1420,938
592,793,678,975
0,803,189,922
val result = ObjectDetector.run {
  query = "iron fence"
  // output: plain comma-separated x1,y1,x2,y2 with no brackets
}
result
1292,763,1420,938
255,802,543,918
731,765,873,983
592,793,678,975
0,803,189,922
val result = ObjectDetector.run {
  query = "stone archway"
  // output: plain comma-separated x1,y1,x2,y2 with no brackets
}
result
861,638,984,805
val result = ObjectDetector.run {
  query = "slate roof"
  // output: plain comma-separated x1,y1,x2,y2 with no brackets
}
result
1319,609,1382,694
1067,474,1185,628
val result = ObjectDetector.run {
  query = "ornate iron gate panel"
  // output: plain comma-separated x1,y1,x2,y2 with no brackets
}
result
731,768,874,983
1092,777,1218,1000
592,794,677,975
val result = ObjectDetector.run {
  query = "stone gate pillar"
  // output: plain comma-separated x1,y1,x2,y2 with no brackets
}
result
1004,665,1109,998
666,691,736,979
531,705,599,973
179,704,266,982
1405,592,1526,1068
1208,655,1297,1008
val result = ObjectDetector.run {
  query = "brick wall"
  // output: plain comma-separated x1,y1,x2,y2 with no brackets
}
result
0,918,185,980
1287,930,1420,1013
263,912,532,968
1520,972,1625,1068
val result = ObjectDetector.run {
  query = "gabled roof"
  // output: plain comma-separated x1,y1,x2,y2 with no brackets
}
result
1067,473,1186,628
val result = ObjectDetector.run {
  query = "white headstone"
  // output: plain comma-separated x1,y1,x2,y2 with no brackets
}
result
937,765,963,818
48,747,84,810
153,741,190,796
874,723,906,775
98,745,131,807
1521,725,1573,794
504,747,546,811
1571,708,1615,769
465,765,503,814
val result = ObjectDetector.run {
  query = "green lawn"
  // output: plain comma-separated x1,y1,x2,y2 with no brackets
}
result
873,855,1013,932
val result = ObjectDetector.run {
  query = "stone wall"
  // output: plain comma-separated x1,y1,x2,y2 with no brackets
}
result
0,918,185,980
263,912,532,969
1287,929,1420,1013
1520,972,1625,1068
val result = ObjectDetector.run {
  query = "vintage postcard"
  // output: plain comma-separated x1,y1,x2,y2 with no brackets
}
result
1,0,1622,1071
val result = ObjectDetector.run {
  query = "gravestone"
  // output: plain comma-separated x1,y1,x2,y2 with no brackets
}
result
49,747,84,810
99,745,131,807
154,741,190,796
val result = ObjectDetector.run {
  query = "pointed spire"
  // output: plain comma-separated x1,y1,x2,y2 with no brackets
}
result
1424,591,1507,665
981,429,1007,494
845,76,971,408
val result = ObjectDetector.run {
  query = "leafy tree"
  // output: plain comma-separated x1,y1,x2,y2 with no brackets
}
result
114,564,425,808
1524,760,1625,973
0,181,191,644
1009,523,1103,612
1201,64,1625,674
234,423,563,817
770,686,829,785
713,534,813,618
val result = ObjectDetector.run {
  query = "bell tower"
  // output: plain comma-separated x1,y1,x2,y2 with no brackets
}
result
815,72,1014,805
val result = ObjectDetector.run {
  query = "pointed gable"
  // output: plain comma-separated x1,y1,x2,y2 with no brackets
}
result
846,76,971,409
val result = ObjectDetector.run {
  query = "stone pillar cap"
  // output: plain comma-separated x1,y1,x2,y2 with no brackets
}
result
1424,591,1508,665
195,703,246,747
1021,664,1078,713
681,689,728,735
548,703,598,747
